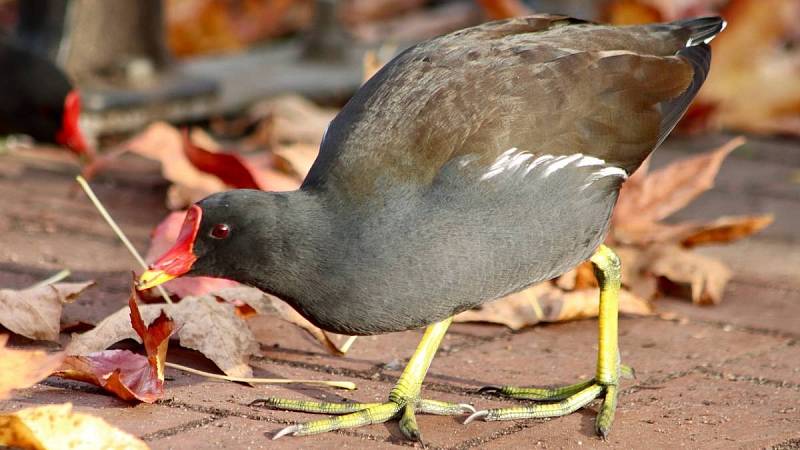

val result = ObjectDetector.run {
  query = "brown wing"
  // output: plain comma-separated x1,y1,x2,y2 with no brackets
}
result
303,15,701,201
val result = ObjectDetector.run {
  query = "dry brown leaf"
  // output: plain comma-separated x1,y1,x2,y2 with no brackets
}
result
67,291,258,378
475,0,531,20
272,143,319,180
679,214,774,247
127,122,226,209
0,335,64,400
246,95,335,149
613,137,745,228
228,288,348,356
55,295,175,403
649,245,732,305
698,0,800,135
455,283,653,330
0,403,148,450
0,280,95,341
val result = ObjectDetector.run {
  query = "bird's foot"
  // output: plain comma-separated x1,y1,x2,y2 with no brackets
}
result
253,396,474,441
466,364,634,438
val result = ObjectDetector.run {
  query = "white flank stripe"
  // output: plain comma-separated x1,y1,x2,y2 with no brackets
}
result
524,154,554,174
575,154,605,167
543,154,583,177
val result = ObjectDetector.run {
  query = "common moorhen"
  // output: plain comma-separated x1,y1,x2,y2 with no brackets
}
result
0,39,88,154
140,14,725,441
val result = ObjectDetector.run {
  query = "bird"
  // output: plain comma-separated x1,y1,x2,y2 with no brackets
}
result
0,38,90,156
139,14,725,442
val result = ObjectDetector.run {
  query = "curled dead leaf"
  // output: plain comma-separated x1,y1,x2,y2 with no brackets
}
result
0,403,148,450
0,335,64,400
455,282,653,330
0,280,94,341
67,290,258,378
55,294,175,402
648,245,733,305
613,137,746,228
679,214,774,247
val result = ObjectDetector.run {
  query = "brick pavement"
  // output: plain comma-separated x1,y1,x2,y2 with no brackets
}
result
1,136,799,449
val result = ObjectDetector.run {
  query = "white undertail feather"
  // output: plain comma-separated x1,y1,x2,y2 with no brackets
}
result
481,149,628,187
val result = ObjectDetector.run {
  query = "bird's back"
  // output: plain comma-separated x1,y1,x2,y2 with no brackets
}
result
303,15,718,202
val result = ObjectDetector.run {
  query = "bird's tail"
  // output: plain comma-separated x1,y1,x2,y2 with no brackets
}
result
673,16,727,46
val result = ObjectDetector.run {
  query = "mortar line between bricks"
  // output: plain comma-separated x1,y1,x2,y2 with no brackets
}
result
657,314,800,341
140,415,223,441
771,436,800,450
250,354,511,400
696,366,800,391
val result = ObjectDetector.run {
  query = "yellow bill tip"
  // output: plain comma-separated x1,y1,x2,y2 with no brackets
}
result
137,269,176,290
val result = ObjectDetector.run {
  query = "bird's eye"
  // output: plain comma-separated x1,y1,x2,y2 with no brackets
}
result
210,223,231,239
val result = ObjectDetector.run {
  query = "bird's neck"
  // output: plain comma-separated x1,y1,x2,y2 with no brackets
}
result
243,189,335,313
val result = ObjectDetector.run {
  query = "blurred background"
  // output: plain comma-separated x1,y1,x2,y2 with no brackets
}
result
1,0,798,145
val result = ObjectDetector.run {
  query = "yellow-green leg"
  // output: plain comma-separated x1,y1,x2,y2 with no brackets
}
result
465,245,630,438
256,317,474,441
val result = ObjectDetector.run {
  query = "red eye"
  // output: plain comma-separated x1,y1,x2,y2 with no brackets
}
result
210,223,230,239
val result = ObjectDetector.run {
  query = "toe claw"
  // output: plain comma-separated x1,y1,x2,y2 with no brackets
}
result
272,424,300,440
478,385,503,395
464,410,489,424
458,403,476,414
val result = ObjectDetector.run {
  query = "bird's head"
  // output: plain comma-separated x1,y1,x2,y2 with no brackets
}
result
138,190,273,289
54,90,90,155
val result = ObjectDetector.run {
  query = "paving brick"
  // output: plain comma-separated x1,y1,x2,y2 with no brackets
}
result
253,314,497,377
165,357,512,447
660,281,800,337
692,240,800,291
0,380,211,439
484,372,800,449
428,315,787,392
719,341,800,385
148,416,385,450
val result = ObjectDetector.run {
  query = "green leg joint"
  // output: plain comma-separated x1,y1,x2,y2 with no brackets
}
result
466,245,628,439
254,317,474,441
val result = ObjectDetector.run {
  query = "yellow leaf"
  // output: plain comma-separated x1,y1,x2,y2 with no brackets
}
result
0,403,148,450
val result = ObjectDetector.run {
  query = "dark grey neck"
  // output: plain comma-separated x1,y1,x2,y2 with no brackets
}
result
235,189,336,317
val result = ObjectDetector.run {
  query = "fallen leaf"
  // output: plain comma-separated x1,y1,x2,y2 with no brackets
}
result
455,283,653,330
56,350,163,403
475,0,531,20
679,214,774,247
226,288,348,356
606,0,800,136
0,335,64,400
0,280,94,341
182,128,261,189
0,403,148,450
245,95,335,149
67,290,258,378
272,143,320,179
127,122,226,209
166,0,312,57
55,294,175,402
648,245,733,305
613,137,745,228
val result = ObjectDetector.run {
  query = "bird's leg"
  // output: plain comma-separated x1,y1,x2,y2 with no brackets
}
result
259,317,474,441
466,245,629,438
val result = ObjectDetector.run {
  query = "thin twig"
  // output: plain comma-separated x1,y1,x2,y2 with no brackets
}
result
164,362,356,390
339,335,358,354
29,269,71,289
75,176,172,304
